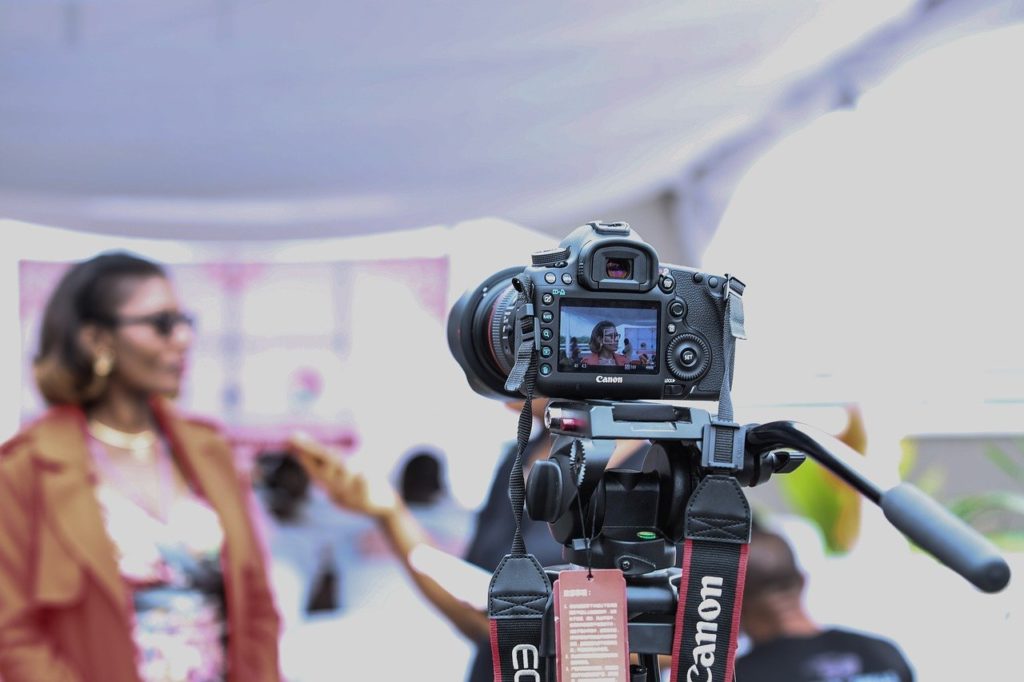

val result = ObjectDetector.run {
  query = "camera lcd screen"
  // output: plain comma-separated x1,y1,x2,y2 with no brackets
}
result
557,299,659,374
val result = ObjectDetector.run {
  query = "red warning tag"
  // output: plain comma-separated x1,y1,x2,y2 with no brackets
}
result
554,569,629,681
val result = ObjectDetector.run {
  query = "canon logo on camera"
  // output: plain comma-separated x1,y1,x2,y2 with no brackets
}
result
595,375,624,384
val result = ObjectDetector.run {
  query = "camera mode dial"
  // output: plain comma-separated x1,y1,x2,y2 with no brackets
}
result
667,333,712,382
532,247,571,267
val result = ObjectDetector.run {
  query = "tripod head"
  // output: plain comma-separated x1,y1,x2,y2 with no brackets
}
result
525,400,802,576
526,399,1010,593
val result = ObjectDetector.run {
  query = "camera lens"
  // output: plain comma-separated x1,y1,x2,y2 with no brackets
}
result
447,267,524,400
605,258,632,280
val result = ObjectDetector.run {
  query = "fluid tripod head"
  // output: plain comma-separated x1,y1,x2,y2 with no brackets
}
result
525,400,803,576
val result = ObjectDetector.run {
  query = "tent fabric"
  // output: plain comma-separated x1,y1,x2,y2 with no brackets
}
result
0,0,946,239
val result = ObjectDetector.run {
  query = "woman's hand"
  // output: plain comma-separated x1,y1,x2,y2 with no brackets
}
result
287,434,399,519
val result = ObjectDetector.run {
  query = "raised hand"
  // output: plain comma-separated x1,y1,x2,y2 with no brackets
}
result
287,434,398,519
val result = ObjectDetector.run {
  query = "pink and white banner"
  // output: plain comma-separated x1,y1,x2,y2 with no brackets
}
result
19,256,449,463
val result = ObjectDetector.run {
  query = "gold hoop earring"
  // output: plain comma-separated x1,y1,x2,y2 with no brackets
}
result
93,352,114,378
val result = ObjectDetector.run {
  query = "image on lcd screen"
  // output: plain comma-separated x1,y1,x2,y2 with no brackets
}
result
558,299,659,373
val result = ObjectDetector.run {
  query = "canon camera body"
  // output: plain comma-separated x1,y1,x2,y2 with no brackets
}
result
448,221,742,401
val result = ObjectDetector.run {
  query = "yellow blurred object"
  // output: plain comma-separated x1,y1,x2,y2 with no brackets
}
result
779,404,867,553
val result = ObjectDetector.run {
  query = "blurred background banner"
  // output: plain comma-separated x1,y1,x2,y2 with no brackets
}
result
18,256,449,461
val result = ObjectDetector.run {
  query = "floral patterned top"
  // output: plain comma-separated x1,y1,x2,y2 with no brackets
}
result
90,436,228,682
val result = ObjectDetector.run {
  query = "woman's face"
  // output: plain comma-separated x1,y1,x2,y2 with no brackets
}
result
105,276,193,397
599,326,619,355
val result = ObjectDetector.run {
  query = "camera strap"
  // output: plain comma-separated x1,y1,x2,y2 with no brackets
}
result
669,475,751,682
489,275,552,682
717,276,746,423
701,277,747,472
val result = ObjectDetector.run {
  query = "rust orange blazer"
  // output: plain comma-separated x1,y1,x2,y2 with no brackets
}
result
0,402,281,682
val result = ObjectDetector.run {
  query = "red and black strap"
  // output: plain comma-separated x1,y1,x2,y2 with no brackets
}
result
670,475,751,682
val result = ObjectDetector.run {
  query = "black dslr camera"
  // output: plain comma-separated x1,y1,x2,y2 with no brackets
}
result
448,221,742,401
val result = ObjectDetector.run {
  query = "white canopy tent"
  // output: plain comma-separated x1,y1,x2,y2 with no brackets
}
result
3,0,1020,260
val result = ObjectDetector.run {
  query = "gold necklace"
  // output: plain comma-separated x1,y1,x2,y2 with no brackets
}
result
87,419,158,462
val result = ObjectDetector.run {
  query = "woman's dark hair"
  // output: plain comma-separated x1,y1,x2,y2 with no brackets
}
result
33,252,166,405
588,320,617,354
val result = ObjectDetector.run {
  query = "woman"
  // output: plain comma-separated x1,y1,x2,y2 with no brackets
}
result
0,253,280,682
580,320,627,367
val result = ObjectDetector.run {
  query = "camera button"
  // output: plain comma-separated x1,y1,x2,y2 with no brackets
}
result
664,384,685,397
541,346,553,358
561,273,573,285
659,276,675,292
541,328,553,341
669,300,686,318
542,293,554,304
541,310,553,323
540,363,552,376
544,272,557,284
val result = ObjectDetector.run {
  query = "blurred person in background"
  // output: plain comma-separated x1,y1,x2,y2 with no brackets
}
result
736,524,914,682
569,337,581,364
0,253,280,682
290,397,649,682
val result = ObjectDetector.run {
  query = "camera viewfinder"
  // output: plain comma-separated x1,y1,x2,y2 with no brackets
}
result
606,258,633,280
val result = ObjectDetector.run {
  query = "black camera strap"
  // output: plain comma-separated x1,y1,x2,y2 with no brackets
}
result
489,275,552,682
670,475,751,682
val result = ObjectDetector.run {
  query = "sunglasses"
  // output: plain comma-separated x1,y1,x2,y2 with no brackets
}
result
112,311,196,337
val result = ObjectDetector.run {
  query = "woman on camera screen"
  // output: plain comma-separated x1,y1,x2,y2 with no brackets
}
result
580,320,628,367
0,253,280,682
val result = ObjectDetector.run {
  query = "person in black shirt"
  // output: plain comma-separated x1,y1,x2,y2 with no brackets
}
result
736,526,914,682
